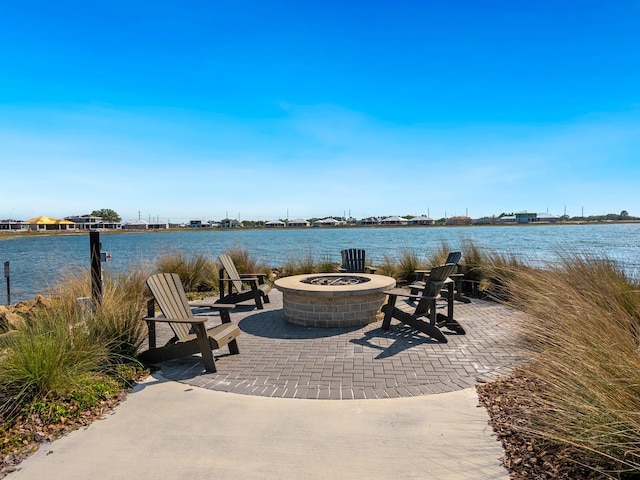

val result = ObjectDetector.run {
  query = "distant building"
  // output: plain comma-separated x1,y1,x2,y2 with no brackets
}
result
499,211,559,224
0,219,29,231
445,216,473,226
26,216,76,231
313,218,342,227
409,215,435,226
219,218,242,228
287,218,309,228
475,216,500,225
189,220,205,228
65,214,121,230
380,216,408,226
265,220,286,228
147,221,169,229
535,213,558,223
515,211,537,224
358,217,380,226
122,219,149,230
498,215,517,223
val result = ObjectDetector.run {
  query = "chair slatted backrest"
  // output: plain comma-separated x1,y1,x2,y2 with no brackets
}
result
446,251,462,265
415,263,457,314
146,273,193,341
218,254,244,293
341,249,366,273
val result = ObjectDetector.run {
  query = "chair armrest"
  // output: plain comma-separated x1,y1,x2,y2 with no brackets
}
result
219,277,259,283
366,266,377,274
240,273,267,284
414,269,431,281
383,288,437,301
142,316,206,324
188,300,236,310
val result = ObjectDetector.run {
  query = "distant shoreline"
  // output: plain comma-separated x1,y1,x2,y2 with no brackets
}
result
2,219,640,239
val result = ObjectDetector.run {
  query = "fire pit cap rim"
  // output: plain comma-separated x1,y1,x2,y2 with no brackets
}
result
274,273,396,296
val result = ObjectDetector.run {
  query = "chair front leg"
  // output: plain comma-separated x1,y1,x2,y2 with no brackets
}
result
193,323,217,373
381,295,397,330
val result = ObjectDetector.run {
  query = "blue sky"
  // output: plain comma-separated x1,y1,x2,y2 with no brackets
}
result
1,1,639,222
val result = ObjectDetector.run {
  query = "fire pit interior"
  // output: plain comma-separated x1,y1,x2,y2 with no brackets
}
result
274,273,396,328
301,275,371,286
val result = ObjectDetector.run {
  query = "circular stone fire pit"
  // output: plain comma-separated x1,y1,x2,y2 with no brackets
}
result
274,273,396,328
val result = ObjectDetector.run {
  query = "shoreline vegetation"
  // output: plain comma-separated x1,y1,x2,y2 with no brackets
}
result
1,244,640,478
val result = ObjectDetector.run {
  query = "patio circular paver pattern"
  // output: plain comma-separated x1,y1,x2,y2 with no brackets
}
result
157,290,525,400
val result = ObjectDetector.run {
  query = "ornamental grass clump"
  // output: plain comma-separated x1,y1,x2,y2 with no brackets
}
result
0,266,149,457
495,253,640,475
396,247,424,283
45,268,150,362
155,251,218,292
375,253,399,279
283,252,316,276
424,242,453,267
0,308,108,419
224,246,271,280
86,270,149,363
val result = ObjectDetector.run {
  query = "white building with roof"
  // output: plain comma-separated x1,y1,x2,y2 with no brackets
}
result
380,216,408,225
265,220,286,228
287,218,309,227
312,217,342,227
409,215,435,225
122,219,149,230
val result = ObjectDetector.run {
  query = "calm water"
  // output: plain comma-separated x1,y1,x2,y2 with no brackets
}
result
1,223,639,303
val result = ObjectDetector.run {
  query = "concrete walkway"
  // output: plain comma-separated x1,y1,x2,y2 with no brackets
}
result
7,290,523,479
8,375,509,480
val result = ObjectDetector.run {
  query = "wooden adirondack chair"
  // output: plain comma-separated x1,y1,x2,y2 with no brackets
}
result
336,248,377,273
381,263,465,343
141,272,240,373
411,251,469,303
217,254,271,309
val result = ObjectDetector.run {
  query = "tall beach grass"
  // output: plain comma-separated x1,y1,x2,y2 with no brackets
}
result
492,253,640,475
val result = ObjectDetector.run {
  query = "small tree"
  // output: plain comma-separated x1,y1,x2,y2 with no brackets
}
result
91,209,122,222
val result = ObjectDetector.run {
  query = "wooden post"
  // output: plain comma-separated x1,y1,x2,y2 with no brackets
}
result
90,230,102,305
146,298,156,349
3,261,9,305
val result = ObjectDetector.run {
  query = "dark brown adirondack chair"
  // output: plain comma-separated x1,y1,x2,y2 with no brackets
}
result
217,254,271,309
141,273,240,373
336,248,377,273
411,251,469,303
381,263,465,343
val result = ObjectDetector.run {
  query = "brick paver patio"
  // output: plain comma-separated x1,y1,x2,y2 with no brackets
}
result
157,290,525,399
